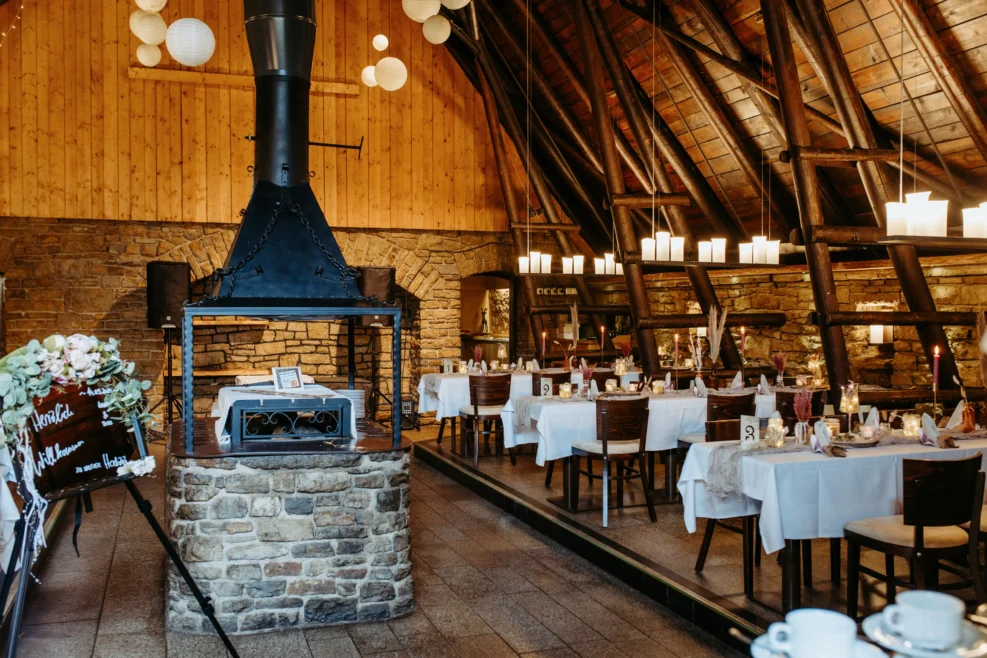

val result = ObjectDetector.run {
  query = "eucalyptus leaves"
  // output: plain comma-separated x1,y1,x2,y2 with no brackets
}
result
0,333,152,447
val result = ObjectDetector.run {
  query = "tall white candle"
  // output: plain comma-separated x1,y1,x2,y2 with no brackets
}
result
573,255,585,274
739,242,753,264
886,202,908,236
670,236,685,261
929,200,948,237
562,257,573,274
530,251,541,273
604,253,616,274
698,241,712,262
711,238,727,263
594,258,605,274
656,231,671,260
964,207,987,238
641,237,656,261
697,327,707,337
869,325,886,344
518,256,530,274
766,240,780,265
752,235,767,264
540,253,552,273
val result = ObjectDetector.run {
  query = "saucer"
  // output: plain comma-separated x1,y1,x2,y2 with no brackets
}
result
750,635,885,658
863,613,987,657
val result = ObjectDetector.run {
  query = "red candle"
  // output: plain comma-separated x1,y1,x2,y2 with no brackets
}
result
674,333,679,363
933,345,940,386
600,325,605,351
541,331,546,356
740,327,746,352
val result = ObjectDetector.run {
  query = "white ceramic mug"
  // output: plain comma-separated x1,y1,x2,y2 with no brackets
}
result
883,590,964,650
766,608,856,658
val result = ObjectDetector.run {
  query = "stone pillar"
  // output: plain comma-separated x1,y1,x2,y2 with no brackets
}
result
166,450,412,634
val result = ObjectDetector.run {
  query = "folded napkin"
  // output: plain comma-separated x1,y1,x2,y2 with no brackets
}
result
920,413,956,448
946,400,966,430
758,374,771,395
730,371,744,389
811,420,846,458
694,378,708,398
517,357,524,370
532,359,540,372
467,359,474,369
481,360,488,373
864,407,880,427
664,372,672,388
580,358,588,369
589,379,599,401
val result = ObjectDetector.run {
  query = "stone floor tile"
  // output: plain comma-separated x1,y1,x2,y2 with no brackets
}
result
568,640,629,657
363,652,410,658
96,594,165,636
303,626,351,642
517,650,580,658
510,591,603,645
403,632,459,658
22,569,107,625
419,602,493,639
165,631,231,658
7,620,98,658
347,621,405,653
480,567,538,595
388,609,438,638
92,631,166,658
308,636,360,658
612,638,678,658
231,629,312,658
449,633,520,657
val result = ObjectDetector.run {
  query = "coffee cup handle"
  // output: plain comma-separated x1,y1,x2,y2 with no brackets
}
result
767,622,793,653
883,604,903,634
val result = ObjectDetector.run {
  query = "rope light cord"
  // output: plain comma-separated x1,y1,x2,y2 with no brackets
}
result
0,4,26,52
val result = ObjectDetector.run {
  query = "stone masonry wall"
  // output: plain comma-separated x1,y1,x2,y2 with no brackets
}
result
166,450,412,634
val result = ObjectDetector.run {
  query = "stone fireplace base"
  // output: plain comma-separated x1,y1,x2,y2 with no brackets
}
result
165,449,413,634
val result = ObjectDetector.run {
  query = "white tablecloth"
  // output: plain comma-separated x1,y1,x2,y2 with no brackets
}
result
417,372,534,421
501,390,708,465
678,439,987,554
213,385,357,442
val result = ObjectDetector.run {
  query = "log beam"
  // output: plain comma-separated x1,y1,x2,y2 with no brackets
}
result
509,223,582,233
792,226,884,246
638,313,788,329
779,147,902,164
609,194,692,208
809,311,977,326
530,306,633,316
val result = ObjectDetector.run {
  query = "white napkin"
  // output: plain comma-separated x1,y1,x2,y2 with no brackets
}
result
664,372,672,388
627,354,635,367
759,374,771,394
919,413,939,446
589,379,599,401
946,400,966,430
864,407,880,427
694,378,708,398
580,358,588,369
467,359,474,369
481,360,488,373
532,359,540,372
811,420,832,454
730,371,743,389
517,357,524,370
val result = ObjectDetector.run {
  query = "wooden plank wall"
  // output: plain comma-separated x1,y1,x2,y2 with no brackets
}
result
0,0,510,232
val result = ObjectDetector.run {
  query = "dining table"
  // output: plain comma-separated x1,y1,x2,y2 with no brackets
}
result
678,434,987,610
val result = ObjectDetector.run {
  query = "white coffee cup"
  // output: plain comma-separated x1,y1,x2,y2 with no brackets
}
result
883,590,964,650
767,608,856,658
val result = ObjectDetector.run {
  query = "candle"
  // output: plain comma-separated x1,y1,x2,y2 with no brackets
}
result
698,241,712,262
933,345,940,386
886,202,909,236
859,425,875,439
573,254,585,274
604,253,616,274
740,326,746,352
711,238,727,263
697,327,707,338
540,253,552,273
542,331,546,356
670,236,685,261
674,333,679,363
530,251,541,273
616,263,624,275
559,383,573,399
518,256,530,274
739,242,753,264
929,200,949,237
656,231,671,260
964,207,987,238
752,235,767,264
562,257,573,274
641,237,656,261
869,325,885,344
766,240,781,265
605,379,618,393
594,257,605,274
600,325,606,351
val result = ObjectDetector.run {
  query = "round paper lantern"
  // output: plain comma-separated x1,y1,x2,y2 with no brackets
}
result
131,11,167,46
402,0,440,23
136,44,162,67
361,65,378,88
441,0,470,8
372,34,389,52
374,57,408,92
165,18,216,67
135,0,168,12
422,15,451,45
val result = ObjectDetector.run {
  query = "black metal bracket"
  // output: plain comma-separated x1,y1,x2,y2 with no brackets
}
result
245,135,364,159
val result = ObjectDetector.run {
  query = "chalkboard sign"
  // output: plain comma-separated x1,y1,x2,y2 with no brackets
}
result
23,384,135,501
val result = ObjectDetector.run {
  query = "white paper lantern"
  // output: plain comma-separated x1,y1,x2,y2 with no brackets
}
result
402,0,440,23
422,15,451,44
136,44,162,67
136,0,168,12
361,65,378,87
441,0,471,8
372,34,389,52
374,57,408,91
165,18,216,67
131,11,167,46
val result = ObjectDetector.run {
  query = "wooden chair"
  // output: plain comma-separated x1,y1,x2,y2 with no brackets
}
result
677,391,756,446
586,369,616,391
569,397,655,528
775,390,826,420
844,454,985,619
458,374,512,468
532,370,573,397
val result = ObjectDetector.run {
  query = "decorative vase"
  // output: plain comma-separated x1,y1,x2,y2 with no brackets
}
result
795,421,809,446
775,372,785,386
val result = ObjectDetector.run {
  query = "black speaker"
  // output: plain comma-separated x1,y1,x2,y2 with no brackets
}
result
356,267,396,327
147,261,191,329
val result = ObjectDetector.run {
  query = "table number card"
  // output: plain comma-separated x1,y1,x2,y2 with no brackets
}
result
442,358,453,374
740,414,760,450
539,377,553,397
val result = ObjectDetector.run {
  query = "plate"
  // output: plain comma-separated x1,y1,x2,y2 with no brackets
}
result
599,391,644,399
863,613,987,657
831,435,881,449
750,635,885,658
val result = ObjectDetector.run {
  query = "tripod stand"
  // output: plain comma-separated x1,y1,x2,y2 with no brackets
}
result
147,326,183,426
368,327,419,431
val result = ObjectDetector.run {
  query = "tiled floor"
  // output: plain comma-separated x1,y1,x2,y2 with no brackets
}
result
8,437,743,658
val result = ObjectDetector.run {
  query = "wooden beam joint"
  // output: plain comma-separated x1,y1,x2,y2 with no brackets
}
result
607,194,692,209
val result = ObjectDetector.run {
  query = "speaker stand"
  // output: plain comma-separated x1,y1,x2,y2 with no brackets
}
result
147,326,183,427
369,327,419,432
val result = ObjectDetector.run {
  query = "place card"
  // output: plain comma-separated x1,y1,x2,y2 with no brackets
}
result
740,414,760,450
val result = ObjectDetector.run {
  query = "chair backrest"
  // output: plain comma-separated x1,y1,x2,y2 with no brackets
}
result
531,370,572,397
469,374,511,407
707,392,755,422
705,419,740,442
595,397,649,454
589,369,615,389
903,453,984,529
775,390,826,419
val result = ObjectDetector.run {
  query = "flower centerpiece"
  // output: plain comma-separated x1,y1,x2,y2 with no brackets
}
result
772,351,788,386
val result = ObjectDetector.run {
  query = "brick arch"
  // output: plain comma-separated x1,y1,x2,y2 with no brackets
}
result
154,229,234,283
453,242,515,280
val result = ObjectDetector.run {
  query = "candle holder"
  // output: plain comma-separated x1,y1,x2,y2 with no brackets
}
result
651,380,665,395
824,417,842,438
559,383,573,399
765,417,786,448
605,379,618,393
458,362,468,374
902,413,921,438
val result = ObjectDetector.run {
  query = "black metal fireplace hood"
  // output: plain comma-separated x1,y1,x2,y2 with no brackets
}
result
204,0,362,306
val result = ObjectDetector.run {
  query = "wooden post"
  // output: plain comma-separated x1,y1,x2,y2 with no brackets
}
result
762,0,850,405
792,0,961,389
572,0,660,376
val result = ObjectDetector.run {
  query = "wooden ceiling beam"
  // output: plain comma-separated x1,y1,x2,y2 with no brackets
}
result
638,313,787,329
810,311,977,327
609,194,691,208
